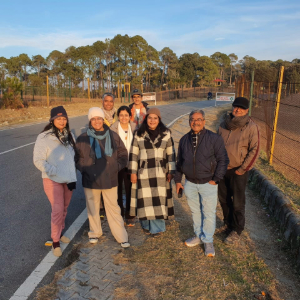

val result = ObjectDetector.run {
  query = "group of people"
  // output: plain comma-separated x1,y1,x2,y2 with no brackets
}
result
33,90,260,258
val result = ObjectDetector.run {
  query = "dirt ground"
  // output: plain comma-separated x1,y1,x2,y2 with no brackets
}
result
113,107,300,300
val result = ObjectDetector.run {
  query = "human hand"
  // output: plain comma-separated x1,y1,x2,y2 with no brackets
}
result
167,173,173,183
131,174,137,183
235,170,243,175
176,183,184,194
208,180,217,185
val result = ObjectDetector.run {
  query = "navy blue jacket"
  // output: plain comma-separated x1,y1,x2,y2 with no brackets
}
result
174,128,229,184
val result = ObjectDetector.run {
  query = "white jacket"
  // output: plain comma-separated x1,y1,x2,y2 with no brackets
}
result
33,130,77,183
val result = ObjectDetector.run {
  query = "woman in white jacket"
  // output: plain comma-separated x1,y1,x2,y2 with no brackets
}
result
33,106,77,257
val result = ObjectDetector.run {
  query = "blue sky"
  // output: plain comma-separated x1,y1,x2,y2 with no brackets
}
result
0,0,299,61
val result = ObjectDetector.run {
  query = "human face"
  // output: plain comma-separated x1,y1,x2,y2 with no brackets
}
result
132,94,142,106
90,116,104,131
118,110,130,125
232,106,249,117
103,96,114,111
147,114,160,130
53,117,67,132
189,112,205,134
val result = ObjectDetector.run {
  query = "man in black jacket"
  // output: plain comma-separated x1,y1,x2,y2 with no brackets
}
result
175,110,229,257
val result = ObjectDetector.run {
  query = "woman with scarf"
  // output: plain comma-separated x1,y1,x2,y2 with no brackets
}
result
129,108,176,237
76,107,130,247
110,106,137,226
33,106,77,257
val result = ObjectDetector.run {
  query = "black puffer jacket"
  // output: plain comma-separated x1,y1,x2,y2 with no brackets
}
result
76,126,128,189
174,129,229,184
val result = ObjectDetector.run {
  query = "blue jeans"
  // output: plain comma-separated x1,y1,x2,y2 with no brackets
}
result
140,219,166,234
184,180,218,243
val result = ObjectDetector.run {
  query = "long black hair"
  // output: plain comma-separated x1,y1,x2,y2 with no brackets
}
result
42,121,76,148
136,115,170,137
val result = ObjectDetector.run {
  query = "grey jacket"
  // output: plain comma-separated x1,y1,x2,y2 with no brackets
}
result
33,130,77,184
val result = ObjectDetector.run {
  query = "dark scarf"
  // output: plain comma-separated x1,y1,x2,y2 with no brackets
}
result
147,127,160,142
57,128,69,146
224,113,249,131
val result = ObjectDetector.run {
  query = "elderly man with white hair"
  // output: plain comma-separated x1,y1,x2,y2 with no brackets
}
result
76,107,130,248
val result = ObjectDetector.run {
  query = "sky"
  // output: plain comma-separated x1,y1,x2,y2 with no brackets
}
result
0,0,299,62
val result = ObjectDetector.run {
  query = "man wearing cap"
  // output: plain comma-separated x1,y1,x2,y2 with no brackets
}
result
102,93,118,127
217,97,260,245
129,89,149,128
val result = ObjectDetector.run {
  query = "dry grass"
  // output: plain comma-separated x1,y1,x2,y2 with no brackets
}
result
255,152,300,213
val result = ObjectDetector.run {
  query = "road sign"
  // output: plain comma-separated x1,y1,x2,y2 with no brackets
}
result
143,92,156,105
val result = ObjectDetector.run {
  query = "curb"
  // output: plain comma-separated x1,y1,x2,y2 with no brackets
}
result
248,168,300,269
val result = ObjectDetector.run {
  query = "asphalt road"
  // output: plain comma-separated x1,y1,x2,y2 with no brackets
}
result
0,100,229,299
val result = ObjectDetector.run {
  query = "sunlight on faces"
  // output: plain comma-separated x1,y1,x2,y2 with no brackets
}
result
232,106,249,117
53,117,67,132
132,94,142,106
118,110,130,126
147,114,159,130
90,116,104,131
103,96,114,111
189,112,205,134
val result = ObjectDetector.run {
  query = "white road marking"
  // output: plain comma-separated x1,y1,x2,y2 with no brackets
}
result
0,142,35,156
9,208,87,300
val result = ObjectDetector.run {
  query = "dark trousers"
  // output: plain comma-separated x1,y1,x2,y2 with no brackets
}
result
218,168,248,235
117,168,132,218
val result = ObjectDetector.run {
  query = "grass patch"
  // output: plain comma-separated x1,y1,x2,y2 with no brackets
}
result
114,220,277,300
255,151,300,213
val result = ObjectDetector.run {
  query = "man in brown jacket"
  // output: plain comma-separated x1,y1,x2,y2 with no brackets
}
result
218,97,260,245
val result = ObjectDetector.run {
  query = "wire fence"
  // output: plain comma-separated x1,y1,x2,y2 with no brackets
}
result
235,70,300,185
0,84,235,106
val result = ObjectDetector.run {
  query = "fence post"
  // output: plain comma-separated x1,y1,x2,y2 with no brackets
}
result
241,74,245,97
249,71,255,116
169,87,170,100
46,76,49,106
269,66,284,165
182,86,183,98
88,78,90,101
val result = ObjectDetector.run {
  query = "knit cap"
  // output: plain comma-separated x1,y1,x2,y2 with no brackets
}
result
88,107,105,120
50,106,68,121
147,107,161,118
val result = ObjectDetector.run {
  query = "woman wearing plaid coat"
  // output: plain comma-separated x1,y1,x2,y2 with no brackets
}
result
129,108,176,236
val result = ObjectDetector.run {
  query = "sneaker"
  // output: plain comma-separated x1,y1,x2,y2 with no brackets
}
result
100,209,106,219
52,246,62,257
204,243,215,257
89,238,99,244
216,225,231,235
126,219,136,227
151,232,164,238
121,242,130,248
142,228,151,235
224,231,240,245
60,235,70,243
185,236,202,247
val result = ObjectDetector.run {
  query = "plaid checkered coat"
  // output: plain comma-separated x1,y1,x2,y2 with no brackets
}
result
128,130,176,220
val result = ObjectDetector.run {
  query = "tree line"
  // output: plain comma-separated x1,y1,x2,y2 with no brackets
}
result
0,34,300,94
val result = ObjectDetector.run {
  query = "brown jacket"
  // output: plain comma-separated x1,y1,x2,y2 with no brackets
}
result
218,117,260,174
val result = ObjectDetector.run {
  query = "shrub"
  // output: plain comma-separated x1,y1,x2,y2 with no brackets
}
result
0,77,24,109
